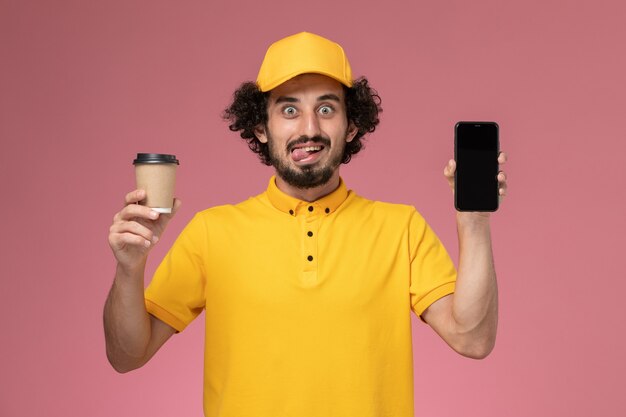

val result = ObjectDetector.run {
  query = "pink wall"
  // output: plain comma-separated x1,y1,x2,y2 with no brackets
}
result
1,0,624,416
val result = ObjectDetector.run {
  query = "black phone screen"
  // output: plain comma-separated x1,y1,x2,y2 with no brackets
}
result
455,122,499,211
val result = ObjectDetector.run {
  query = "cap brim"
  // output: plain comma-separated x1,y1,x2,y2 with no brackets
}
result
259,70,353,92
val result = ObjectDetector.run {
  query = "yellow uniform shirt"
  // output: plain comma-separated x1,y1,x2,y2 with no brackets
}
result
145,177,457,417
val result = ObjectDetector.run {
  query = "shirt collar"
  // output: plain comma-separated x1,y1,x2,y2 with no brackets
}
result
266,175,349,216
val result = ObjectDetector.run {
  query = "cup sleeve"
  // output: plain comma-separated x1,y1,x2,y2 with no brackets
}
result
145,213,207,332
408,210,457,318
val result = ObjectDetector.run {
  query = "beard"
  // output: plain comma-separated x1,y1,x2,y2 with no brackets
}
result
267,131,346,189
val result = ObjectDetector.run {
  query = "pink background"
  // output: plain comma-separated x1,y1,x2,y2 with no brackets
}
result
1,0,624,416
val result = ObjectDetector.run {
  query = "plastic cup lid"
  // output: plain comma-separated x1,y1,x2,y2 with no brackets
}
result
133,153,179,165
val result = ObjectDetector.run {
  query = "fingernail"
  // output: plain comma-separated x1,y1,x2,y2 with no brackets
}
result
144,240,151,248
150,211,159,219
152,235,159,244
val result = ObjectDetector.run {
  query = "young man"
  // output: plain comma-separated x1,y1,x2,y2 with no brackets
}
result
105,32,508,417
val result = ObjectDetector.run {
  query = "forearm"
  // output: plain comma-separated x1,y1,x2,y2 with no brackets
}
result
103,262,152,372
451,212,498,356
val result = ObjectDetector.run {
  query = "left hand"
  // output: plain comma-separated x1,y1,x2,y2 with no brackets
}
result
443,151,508,205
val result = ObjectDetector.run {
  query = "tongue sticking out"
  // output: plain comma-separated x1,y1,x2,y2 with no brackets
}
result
291,148,320,162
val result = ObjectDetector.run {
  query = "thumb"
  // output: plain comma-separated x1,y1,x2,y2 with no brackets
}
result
444,160,456,189
171,198,182,215
157,198,182,226
443,159,456,178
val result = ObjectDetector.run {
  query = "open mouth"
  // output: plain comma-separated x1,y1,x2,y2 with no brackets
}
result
290,145,325,163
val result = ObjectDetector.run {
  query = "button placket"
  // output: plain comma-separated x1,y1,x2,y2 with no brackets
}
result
302,204,320,274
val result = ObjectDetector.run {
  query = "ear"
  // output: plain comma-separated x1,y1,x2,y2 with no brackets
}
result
254,125,268,144
346,122,358,143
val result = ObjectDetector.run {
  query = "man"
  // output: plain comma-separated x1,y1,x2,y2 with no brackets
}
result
105,32,508,417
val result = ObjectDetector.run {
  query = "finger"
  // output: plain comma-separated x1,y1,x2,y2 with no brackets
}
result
109,231,152,251
110,220,156,244
499,177,507,193
117,203,161,222
125,189,146,205
498,152,507,164
498,176,507,197
498,171,507,184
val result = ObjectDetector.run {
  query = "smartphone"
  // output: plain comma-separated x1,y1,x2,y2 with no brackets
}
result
454,122,500,212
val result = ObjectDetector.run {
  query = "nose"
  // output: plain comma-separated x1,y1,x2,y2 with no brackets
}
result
300,109,322,139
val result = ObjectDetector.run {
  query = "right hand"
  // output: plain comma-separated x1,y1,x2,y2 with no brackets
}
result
108,189,181,271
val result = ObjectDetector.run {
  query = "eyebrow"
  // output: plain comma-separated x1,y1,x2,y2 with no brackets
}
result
317,94,341,102
274,96,299,104
273,93,342,105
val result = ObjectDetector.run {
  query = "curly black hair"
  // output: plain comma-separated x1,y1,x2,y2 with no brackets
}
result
222,77,382,165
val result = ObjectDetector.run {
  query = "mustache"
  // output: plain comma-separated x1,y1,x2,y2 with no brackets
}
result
286,135,331,152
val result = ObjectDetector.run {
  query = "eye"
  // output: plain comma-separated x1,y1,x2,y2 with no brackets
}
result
318,105,334,115
282,106,297,117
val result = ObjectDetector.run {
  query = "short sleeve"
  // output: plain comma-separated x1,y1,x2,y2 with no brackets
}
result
409,210,457,318
145,213,207,332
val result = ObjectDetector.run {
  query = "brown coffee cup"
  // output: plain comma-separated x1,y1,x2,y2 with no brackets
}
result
133,153,179,213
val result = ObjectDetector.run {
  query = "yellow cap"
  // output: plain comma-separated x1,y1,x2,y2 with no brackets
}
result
256,32,353,92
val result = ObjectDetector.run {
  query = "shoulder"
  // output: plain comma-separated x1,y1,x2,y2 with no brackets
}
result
188,193,272,230
348,191,420,216
344,191,424,227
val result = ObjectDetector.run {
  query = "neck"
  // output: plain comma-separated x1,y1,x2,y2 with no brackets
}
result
275,170,341,202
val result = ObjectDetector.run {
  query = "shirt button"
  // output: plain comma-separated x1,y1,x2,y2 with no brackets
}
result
308,206,314,212
307,231,313,237
289,209,294,215
307,255,313,261
325,208,330,214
